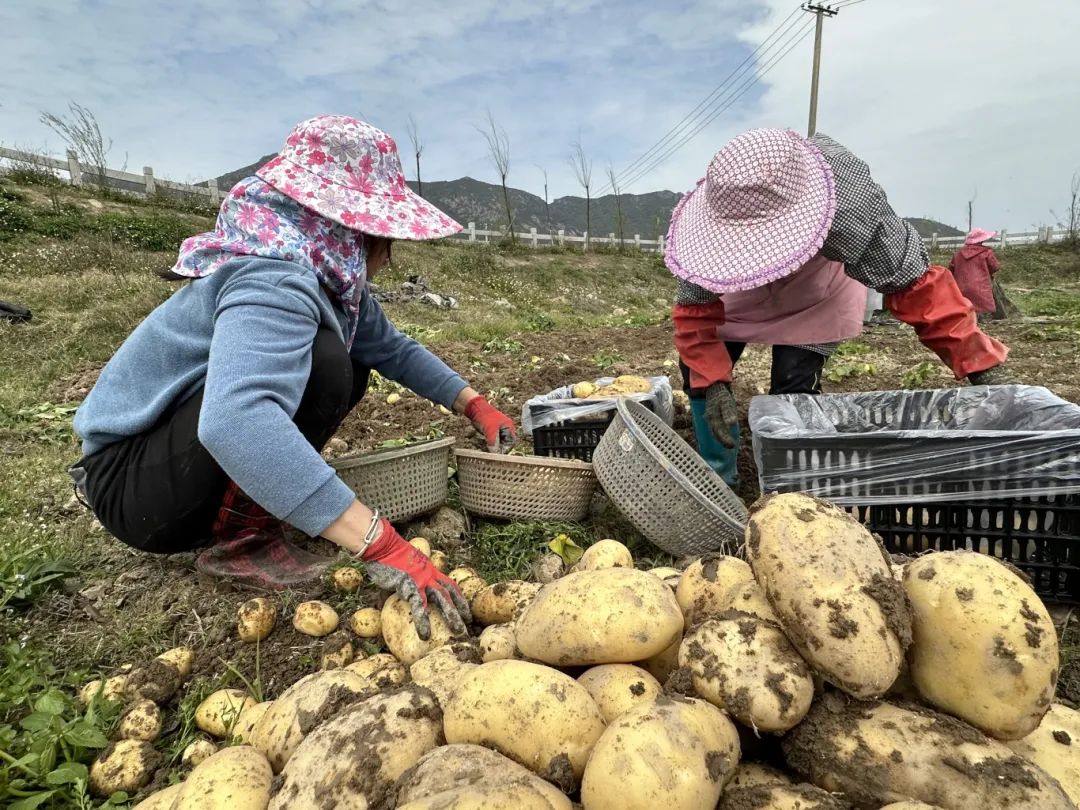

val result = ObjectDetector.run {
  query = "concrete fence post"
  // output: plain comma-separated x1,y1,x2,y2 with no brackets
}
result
930,232,938,251
557,229,565,247
583,231,589,252
634,234,641,250
143,166,155,196
468,222,476,242
207,178,220,205
530,227,537,248
66,149,82,186
658,234,665,254
999,228,1008,250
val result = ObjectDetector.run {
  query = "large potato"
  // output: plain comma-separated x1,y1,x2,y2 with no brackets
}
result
395,743,572,809
515,568,683,666
173,745,273,810
471,580,541,626
443,659,606,791
782,696,1075,809
581,695,740,810
571,539,634,572
89,739,161,797
232,700,272,744
131,783,183,810
747,494,911,698
251,669,371,771
237,597,277,642
1005,703,1080,805
196,688,257,738
269,685,442,810
577,664,662,723
903,551,1058,740
382,593,455,665
345,653,408,689
718,783,854,809
676,555,778,626
409,642,481,706
680,614,814,733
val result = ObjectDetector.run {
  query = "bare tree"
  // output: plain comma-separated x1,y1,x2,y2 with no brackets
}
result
967,187,977,232
568,138,593,248
535,164,551,235
40,102,112,188
606,165,626,250
406,114,424,198
476,110,515,241
1067,172,1080,249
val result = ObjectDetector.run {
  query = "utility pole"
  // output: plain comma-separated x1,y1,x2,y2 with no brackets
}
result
803,2,838,136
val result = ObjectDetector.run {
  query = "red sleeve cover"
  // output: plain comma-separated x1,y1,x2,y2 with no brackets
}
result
673,300,733,389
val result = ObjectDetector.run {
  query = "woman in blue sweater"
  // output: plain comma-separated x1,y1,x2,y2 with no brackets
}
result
70,115,515,637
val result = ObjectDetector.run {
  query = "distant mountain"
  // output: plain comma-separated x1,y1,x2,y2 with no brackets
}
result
205,162,959,240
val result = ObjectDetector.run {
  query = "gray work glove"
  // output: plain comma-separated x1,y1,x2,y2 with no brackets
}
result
967,364,1018,387
704,382,739,448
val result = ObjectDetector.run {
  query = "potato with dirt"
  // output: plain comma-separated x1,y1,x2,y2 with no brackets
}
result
676,555,778,626
726,762,794,790
181,739,216,767
251,669,372,771
571,538,634,572
232,700,273,743
395,743,573,809
156,646,195,680
580,694,740,810
173,745,273,810
236,596,277,642
382,593,456,664
125,658,183,704
515,567,683,666
131,783,183,809
349,606,382,638
680,613,814,733
903,551,1058,740
718,783,854,809
269,685,442,810
443,659,606,791
746,494,911,698
89,739,162,797
638,637,682,683
196,688,257,738
470,580,541,626
331,565,362,592
1004,703,1080,805
319,631,355,669
292,599,340,636
782,696,1076,809
118,699,162,742
409,641,481,706
577,664,662,723
79,674,129,706
345,652,408,688
479,623,518,662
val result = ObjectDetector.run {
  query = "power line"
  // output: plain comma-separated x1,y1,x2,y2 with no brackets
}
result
617,18,817,191
599,3,806,194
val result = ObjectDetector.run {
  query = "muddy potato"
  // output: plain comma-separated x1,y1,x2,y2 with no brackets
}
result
251,669,371,771
292,600,339,637
131,783,183,810
479,623,518,662
430,549,450,572
232,700,273,744
448,566,480,585
118,699,162,742
581,695,740,810
196,689,257,738
571,539,634,572
577,664,662,723
647,566,682,589
409,537,432,556
173,745,273,810
237,597,277,642
331,566,362,593
718,783,853,809
409,641,481,705
782,697,1075,809
79,674,128,706
680,614,814,733
516,568,683,666
381,593,455,665
319,631,355,669
181,739,216,767
727,762,794,790
471,580,541,626
345,652,408,688
396,744,573,809
269,685,441,810
457,575,486,602
444,660,606,791
1005,703,1080,805
156,646,195,680
348,606,382,638
747,494,911,699
126,659,183,704
676,555,778,625
904,551,1058,740
89,739,162,797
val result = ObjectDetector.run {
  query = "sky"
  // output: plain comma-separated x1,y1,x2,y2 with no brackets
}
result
1,0,1078,231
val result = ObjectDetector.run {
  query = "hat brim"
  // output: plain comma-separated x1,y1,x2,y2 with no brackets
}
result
256,156,462,241
665,134,836,294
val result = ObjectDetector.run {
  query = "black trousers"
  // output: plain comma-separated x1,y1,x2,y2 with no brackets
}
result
680,343,826,399
75,328,370,554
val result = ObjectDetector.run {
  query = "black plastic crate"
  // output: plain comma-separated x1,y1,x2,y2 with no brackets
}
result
532,399,657,462
749,386,1080,602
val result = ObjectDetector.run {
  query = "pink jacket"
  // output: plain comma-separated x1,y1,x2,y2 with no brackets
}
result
949,245,1000,313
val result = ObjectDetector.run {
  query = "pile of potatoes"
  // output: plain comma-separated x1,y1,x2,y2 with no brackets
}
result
570,374,653,400
111,493,1076,809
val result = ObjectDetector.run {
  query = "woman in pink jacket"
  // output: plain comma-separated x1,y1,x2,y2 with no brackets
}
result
950,228,1002,316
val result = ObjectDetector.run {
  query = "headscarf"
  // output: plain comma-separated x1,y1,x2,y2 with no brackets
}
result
171,176,368,346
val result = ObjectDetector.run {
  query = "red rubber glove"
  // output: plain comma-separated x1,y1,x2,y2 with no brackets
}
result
886,265,1009,380
673,300,734,389
464,396,516,453
361,519,470,639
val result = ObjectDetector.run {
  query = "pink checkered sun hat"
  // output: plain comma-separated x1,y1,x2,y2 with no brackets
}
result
256,115,462,241
665,128,837,293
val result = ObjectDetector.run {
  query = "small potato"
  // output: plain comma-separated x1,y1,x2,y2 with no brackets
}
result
156,647,195,680
331,566,362,593
647,566,681,581
292,600,339,637
572,381,597,398
181,739,216,767
173,745,273,810
479,624,518,662
232,700,273,744
381,593,455,665
718,783,853,809
118,699,162,742
457,575,486,602
637,637,682,684
409,537,432,557
345,653,407,689
571,538,634,572
131,783,183,810
319,631,354,669
448,566,480,585
1004,703,1080,805
430,549,449,572
471,580,541,626
410,641,481,706
89,739,162,797
196,688,257,738
237,597,277,643
126,659,183,705
577,664,662,723
348,607,382,638
581,695,741,810
79,674,128,706
727,761,794,790
676,555,777,625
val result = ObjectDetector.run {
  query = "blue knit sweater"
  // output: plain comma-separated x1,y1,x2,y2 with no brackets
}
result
74,256,467,536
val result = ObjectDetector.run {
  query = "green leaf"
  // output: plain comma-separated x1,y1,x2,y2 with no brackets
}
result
34,690,67,716
108,791,130,804
64,721,108,749
19,712,53,732
9,792,56,810
548,533,583,566
45,761,88,785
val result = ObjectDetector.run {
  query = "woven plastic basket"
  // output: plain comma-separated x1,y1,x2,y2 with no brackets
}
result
593,398,748,556
329,437,454,522
455,449,598,522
